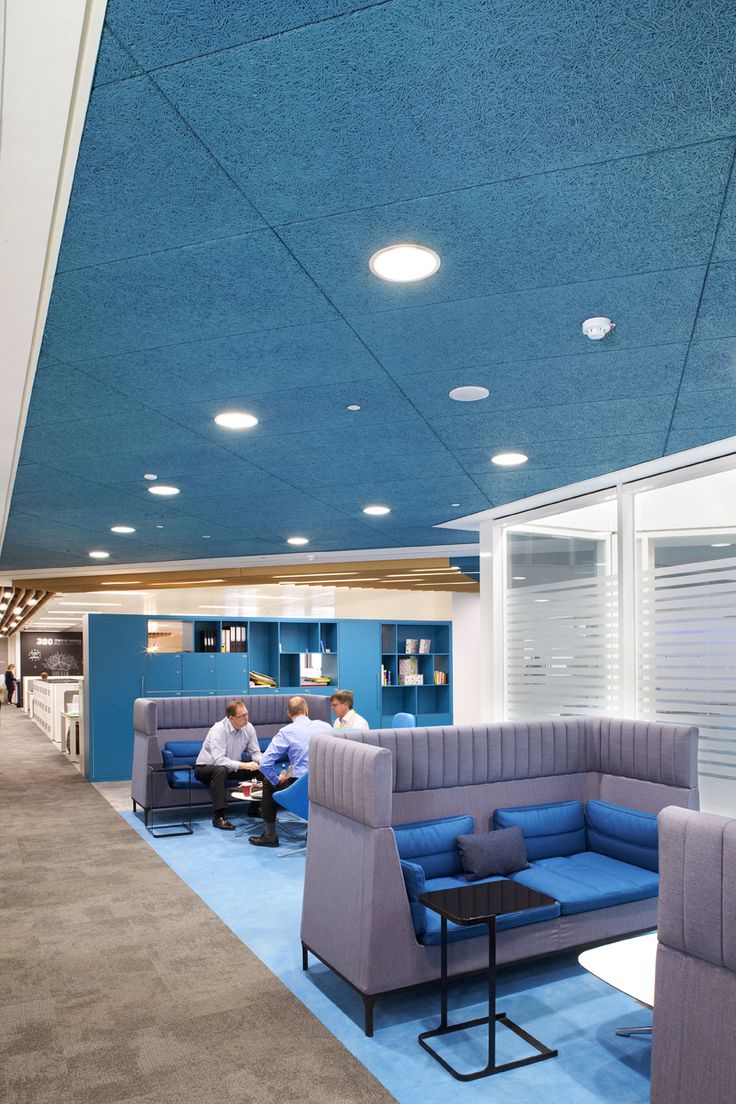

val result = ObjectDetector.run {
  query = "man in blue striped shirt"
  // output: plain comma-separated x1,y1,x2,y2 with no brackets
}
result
249,695,332,848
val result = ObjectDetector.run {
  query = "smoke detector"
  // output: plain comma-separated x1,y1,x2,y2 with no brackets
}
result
582,316,615,340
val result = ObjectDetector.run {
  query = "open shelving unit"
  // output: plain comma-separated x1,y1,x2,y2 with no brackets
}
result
380,621,452,727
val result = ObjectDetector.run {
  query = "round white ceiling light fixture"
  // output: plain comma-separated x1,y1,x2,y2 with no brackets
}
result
89,550,110,559
369,243,441,282
491,451,528,466
449,385,490,402
214,410,259,430
346,403,361,412
148,484,180,496
581,316,615,340
287,536,310,546
363,504,391,516
111,525,136,534
143,473,158,481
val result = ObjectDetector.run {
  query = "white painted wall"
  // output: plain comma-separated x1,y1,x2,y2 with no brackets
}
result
451,591,481,724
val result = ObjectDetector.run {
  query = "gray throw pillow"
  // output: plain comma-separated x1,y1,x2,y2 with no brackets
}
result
456,826,530,881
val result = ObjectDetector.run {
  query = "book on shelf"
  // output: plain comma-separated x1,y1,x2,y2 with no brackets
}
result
403,673,423,685
249,669,277,688
398,656,418,685
301,676,331,686
419,639,431,653
405,638,418,653
433,671,448,685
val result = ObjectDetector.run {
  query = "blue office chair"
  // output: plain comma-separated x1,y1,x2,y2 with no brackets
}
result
392,712,416,728
273,772,309,856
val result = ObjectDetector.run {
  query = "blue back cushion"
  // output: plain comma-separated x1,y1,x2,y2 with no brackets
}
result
399,860,428,937
586,799,659,872
493,801,585,860
393,814,474,878
162,740,203,766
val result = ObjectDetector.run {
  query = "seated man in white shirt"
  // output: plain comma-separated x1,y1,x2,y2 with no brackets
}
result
249,695,333,848
330,689,369,732
194,701,261,831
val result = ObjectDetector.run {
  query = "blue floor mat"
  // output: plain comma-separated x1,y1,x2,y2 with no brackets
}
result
120,806,651,1104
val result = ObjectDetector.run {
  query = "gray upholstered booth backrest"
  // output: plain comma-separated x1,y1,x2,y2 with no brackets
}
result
309,733,392,828
343,717,698,793
657,806,736,970
650,807,736,1104
134,693,332,745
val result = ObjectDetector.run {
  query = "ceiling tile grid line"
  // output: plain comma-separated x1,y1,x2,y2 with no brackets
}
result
661,144,736,454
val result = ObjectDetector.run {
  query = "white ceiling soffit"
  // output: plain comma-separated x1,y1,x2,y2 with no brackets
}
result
0,0,107,553
440,435,736,530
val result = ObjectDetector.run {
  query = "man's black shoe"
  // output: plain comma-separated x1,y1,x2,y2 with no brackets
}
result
248,832,280,847
213,816,236,831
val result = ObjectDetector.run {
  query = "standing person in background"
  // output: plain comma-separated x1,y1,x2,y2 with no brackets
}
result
331,689,369,731
4,664,18,707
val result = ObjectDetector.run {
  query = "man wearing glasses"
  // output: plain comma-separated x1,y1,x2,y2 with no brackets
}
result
194,701,261,830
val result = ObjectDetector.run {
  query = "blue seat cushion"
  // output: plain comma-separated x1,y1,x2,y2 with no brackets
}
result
493,801,585,860
586,800,659,872
394,814,474,878
161,741,247,790
511,852,659,915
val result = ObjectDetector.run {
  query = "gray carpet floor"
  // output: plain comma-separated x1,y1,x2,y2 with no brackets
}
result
0,706,396,1104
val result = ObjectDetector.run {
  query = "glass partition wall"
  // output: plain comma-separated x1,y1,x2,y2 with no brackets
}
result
482,462,736,815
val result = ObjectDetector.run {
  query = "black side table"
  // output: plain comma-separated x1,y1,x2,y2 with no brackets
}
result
146,764,195,837
418,880,558,1081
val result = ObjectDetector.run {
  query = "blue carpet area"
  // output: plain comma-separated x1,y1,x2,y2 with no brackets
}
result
120,807,651,1104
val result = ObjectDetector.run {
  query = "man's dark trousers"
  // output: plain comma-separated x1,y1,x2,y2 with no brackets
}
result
258,774,298,824
194,764,251,817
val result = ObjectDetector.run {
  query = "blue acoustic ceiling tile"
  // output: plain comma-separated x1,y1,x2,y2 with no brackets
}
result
0,544,86,571
665,425,736,455
713,168,736,262
315,474,492,518
40,442,257,489
669,388,736,431
57,77,265,272
680,337,736,390
43,233,335,362
25,363,139,426
434,395,674,451
156,2,736,223
351,268,705,379
92,23,142,86
18,411,203,466
472,465,625,505
454,432,666,476
162,377,413,442
105,1,383,71
281,143,733,315
63,319,383,406
400,345,687,421
372,526,478,548
694,262,736,341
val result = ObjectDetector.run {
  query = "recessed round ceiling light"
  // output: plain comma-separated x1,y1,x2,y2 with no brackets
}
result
346,404,361,412
203,534,211,539
512,576,526,580
111,525,136,534
363,504,391,516
89,550,110,559
491,451,528,466
369,243,441,283
148,484,180,496
287,537,309,546
451,502,461,507
449,385,490,402
144,473,158,481
214,411,259,430
155,524,164,529
711,542,731,548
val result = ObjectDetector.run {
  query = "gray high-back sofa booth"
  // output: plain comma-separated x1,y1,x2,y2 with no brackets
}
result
131,693,332,817
301,717,699,1032
651,806,736,1104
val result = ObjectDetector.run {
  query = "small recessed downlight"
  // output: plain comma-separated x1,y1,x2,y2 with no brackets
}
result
111,525,136,534
346,404,361,412
214,411,259,430
203,534,211,539
449,386,490,402
491,451,528,467
369,243,441,283
451,502,461,507
155,525,164,529
148,484,180,496
287,537,309,546
711,542,731,548
363,504,391,516
144,473,158,481
89,550,110,559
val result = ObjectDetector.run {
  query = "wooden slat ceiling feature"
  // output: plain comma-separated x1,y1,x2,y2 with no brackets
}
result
0,588,53,637
11,559,479,595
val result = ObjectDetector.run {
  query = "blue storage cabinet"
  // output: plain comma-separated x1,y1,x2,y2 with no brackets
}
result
85,613,453,780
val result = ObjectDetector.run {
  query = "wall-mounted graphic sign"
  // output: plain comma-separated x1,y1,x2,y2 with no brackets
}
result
20,631,83,677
